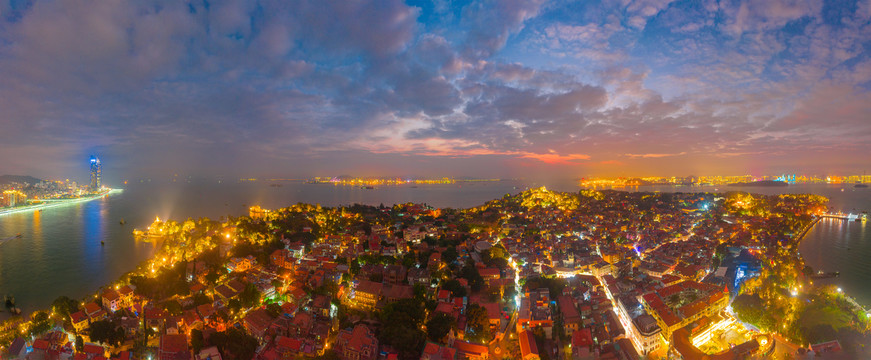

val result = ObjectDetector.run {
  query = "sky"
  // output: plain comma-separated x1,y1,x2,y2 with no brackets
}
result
1,0,870,183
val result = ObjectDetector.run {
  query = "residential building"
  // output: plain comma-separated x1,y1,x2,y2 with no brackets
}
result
159,334,190,360
518,330,540,360
336,324,378,360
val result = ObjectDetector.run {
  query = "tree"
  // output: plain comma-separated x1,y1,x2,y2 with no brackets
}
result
402,252,417,268
316,349,341,360
228,299,242,313
350,259,361,275
731,294,764,328
491,243,509,259
442,247,458,264
239,283,262,308
163,300,183,316
442,279,467,298
210,328,258,360
29,311,52,337
379,299,427,359
191,292,212,308
88,320,125,347
426,313,456,342
191,328,204,353
461,260,485,293
51,295,80,320
265,303,282,318
465,304,491,343
413,283,428,300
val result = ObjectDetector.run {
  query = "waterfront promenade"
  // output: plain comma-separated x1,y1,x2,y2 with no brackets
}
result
0,189,120,218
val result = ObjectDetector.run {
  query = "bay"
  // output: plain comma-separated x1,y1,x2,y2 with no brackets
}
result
0,179,543,317
0,180,868,319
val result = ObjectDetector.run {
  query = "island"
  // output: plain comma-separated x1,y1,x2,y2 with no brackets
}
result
0,188,868,360
727,180,789,187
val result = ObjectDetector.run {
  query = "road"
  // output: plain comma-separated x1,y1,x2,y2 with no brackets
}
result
489,310,518,358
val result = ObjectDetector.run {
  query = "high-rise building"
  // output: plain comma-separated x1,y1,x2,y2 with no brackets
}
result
89,156,102,190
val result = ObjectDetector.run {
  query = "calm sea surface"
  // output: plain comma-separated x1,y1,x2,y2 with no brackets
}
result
0,180,868,318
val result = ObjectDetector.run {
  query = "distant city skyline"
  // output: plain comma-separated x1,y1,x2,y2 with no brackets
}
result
1,1,870,181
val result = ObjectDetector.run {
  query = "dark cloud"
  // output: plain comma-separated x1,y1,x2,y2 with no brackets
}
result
0,0,870,180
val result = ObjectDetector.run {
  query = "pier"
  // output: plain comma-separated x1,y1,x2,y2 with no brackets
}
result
819,212,866,221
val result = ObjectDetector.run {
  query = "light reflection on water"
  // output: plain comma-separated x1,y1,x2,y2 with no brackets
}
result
0,181,867,318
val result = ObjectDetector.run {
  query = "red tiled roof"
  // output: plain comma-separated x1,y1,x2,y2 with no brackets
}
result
356,280,383,296
159,334,188,354
453,340,488,356
482,302,501,321
84,302,102,315
70,311,88,324
102,289,120,301
811,340,842,353
83,344,104,354
478,267,501,278
572,328,594,348
339,324,377,354
196,304,214,318
33,339,51,350
519,330,539,358
244,308,274,335
422,342,457,360
276,336,302,351
145,307,167,320
437,289,451,300
558,295,580,321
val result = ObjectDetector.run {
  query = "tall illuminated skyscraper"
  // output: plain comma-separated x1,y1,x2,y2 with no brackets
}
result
89,156,102,190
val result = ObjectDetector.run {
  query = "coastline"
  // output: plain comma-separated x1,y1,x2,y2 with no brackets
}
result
0,188,122,218
797,216,870,314
794,216,821,244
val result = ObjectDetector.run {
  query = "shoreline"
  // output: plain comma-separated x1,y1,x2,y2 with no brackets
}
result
0,188,122,218
796,216,870,313
794,216,821,245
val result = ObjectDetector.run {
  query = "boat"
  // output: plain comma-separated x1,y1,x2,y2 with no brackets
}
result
0,233,21,247
101,241,105,246
119,218,126,225
810,271,840,279
361,186,375,189
856,184,869,188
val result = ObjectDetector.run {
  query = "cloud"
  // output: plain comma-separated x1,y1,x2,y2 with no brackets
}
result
460,0,546,59
721,0,823,37
624,152,687,158
0,0,870,179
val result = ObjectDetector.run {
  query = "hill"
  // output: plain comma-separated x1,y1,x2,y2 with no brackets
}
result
0,175,44,185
